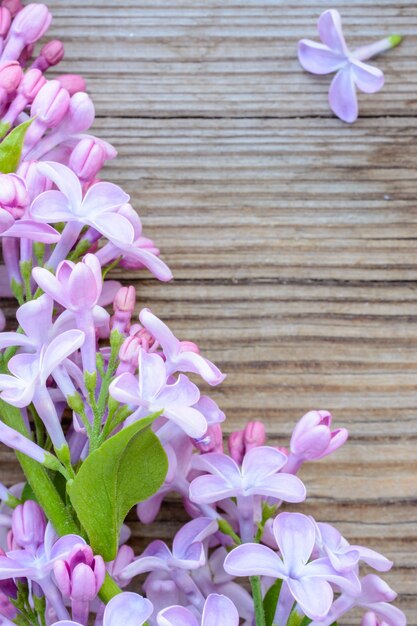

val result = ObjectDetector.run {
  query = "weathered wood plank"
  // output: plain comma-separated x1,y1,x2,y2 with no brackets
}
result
43,1,417,118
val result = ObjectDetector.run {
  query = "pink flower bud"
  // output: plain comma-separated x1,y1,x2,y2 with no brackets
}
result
0,7,11,37
0,60,22,93
11,500,46,552
30,80,70,127
243,420,266,451
54,545,105,601
18,68,46,101
69,137,107,181
40,39,64,67
61,91,95,134
118,335,141,372
1,0,22,18
111,285,136,333
9,3,52,45
107,544,135,588
17,160,52,200
0,173,28,217
194,423,223,453
228,429,245,464
179,340,200,355
56,73,87,96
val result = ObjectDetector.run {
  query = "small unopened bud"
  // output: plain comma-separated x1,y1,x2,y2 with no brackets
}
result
61,91,95,134
0,173,28,218
110,285,136,333
31,80,70,127
194,423,223,453
0,60,22,93
9,2,52,44
56,73,87,95
107,544,135,588
11,500,46,552
17,160,52,200
243,421,266,451
0,7,11,37
39,39,64,67
118,335,141,372
1,0,22,18
18,68,46,101
69,137,107,181
228,429,245,464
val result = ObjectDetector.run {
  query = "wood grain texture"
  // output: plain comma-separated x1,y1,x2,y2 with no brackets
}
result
3,1,417,624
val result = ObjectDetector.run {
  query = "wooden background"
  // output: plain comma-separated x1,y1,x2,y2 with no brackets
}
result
2,1,417,623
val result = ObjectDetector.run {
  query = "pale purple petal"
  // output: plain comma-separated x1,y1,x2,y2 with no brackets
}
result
193,396,225,425
242,446,287,482
98,280,122,306
173,351,225,386
37,162,83,208
192,452,241,482
202,594,239,626
32,267,68,306
119,246,173,282
329,67,358,123
91,210,134,244
157,374,200,410
224,543,286,579
120,541,172,579
364,603,406,626
287,577,333,619
245,473,306,502
352,546,392,572
0,332,33,350
49,535,86,563
173,518,218,560
317,10,349,55
16,294,53,345
305,557,360,594
360,575,397,604
82,181,130,215
4,220,60,243
103,592,153,626
30,190,76,223
157,606,199,626
351,59,384,93
298,40,345,74
139,349,167,401
274,513,315,566
109,372,141,407
139,309,180,361
189,474,235,503
40,330,85,382
163,405,207,438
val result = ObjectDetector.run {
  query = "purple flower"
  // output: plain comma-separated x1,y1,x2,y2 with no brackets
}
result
139,308,225,386
30,161,132,268
0,523,85,620
298,10,401,123
189,447,306,540
109,348,207,438
310,574,406,626
224,512,360,620
51,591,153,626
284,410,348,473
157,593,239,626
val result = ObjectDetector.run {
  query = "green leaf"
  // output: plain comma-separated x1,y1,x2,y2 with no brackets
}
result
68,414,168,560
263,579,282,626
0,118,34,174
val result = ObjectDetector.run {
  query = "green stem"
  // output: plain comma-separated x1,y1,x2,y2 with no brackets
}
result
251,576,266,626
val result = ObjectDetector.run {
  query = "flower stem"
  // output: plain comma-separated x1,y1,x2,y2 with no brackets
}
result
352,34,402,62
250,576,266,626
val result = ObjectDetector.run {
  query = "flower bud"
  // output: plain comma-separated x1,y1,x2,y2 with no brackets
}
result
0,7,11,37
110,285,136,333
1,0,22,18
290,410,348,461
69,137,106,181
54,545,105,603
18,68,46,102
107,544,135,588
243,421,266,451
39,39,64,67
31,80,70,127
194,423,223,453
0,173,28,217
17,160,52,200
10,3,52,44
0,60,22,93
11,500,46,552
56,73,86,96
228,429,245,464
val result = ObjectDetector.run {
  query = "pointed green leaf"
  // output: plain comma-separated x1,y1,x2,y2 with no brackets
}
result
0,118,34,174
68,414,168,560
263,579,282,626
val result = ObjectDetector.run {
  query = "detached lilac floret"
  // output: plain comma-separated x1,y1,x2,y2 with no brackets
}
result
157,593,239,626
298,10,402,122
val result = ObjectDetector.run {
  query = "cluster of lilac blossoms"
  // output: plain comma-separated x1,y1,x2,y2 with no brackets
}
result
0,2,407,626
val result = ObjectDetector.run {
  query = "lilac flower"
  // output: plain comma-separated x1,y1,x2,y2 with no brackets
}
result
109,348,207,438
0,208,60,243
309,574,406,626
30,161,132,268
0,523,85,620
189,447,306,540
139,308,225,385
33,254,105,372
51,592,153,626
10,500,46,553
313,521,392,574
54,544,105,625
298,10,401,122
284,410,348,474
157,593,239,626
224,512,360,620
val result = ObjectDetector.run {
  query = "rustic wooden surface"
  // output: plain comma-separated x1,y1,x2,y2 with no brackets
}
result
2,1,417,623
